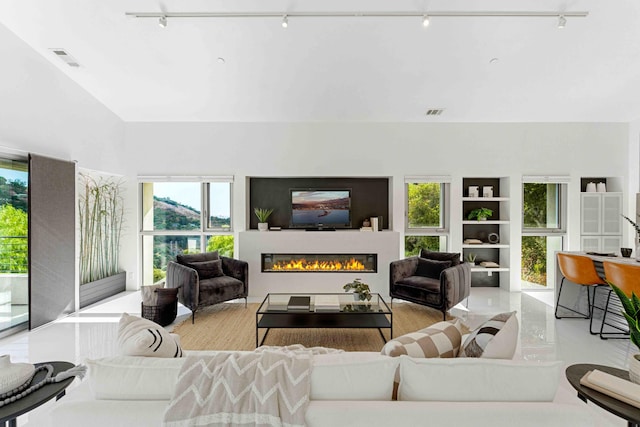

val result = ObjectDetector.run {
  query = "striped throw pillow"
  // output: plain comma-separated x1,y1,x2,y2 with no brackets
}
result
459,311,518,358
381,319,463,358
117,313,183,358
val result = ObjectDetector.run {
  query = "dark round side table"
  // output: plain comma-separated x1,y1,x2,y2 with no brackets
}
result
0,361,76,427
566,363,640,427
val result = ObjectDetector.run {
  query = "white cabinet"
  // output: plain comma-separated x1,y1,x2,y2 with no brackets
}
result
580,193,622,253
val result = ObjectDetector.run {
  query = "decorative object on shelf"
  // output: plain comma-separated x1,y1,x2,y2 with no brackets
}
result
608,283,640,384
488,233,500,244
621,248,633,258
586,182,597,192
480,261,500,268
466,253,477,265
597,182,607,193
621,215,640,262
371,216,379,232
468,207,493,221
483,186,494,198
254,208,274,232
464,238,484,244
362,219,371,227
343,277,372,301
468,186,479,198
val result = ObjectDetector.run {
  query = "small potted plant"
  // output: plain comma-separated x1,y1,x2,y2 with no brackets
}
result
609,282,640,384
468,207,493,221
466,253,477,266
343,278,372,301
622,215,640,261
254,208,273,231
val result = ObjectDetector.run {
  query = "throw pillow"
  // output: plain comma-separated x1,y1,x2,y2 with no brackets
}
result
381,319,463,358
185,259,224,279
459,311,518,358
156,287,179,306
117,313,183,358
176,251,219,264
419,249,461,266
141,283,164,305
415,258,452,279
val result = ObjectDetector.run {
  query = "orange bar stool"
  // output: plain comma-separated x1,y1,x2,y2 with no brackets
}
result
555,254,606,332
600,261,640,339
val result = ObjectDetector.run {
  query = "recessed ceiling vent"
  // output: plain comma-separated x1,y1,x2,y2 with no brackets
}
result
425,109,444,116
49,48,80,68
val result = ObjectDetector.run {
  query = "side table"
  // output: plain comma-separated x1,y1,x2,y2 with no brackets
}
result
566,363,640,427
0,361,76,427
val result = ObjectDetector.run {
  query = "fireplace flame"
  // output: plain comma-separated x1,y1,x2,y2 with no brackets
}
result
271,257,367,272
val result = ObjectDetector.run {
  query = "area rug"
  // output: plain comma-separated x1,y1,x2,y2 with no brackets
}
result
172,302,465,352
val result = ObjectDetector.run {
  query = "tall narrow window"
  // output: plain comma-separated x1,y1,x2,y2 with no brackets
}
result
140,177,233,286
0,158,28,334
521,178,567,289
404,177,449,257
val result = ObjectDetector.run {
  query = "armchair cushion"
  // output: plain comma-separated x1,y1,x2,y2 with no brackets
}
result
420,249,461,266
415,258,452,279
396,276,440,292
176,251,219,264
186,259,224,279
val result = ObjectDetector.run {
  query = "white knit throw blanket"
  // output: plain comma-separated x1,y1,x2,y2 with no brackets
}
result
163,346,333,427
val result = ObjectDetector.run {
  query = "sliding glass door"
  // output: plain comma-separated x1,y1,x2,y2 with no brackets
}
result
0,159,28,335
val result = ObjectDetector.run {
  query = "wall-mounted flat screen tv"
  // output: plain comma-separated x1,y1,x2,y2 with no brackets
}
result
290,189,351,228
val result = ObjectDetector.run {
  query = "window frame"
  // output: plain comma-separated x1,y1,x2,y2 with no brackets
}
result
138,176,234,286
403,176,450,256
521,180,567,235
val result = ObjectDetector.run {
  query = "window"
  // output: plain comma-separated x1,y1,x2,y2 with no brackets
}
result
140,178,233,286
404,178,449,257
521,179,567,289
0,158,29,333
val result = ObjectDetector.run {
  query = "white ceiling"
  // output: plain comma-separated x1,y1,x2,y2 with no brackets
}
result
1,0,640,123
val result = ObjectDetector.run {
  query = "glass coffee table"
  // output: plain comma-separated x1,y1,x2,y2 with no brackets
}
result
256,293,392,347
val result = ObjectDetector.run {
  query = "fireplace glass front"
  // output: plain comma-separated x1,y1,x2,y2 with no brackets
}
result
262,253,377,273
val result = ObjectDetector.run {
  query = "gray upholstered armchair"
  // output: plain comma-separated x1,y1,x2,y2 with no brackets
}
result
166,251,248,323
390,250,471,320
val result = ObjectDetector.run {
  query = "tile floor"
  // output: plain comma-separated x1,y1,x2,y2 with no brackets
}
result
0,287,634,426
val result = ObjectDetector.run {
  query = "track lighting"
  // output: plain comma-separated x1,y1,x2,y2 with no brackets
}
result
282,15,288,28
422,15,430,27
558,15,566,28
158,15,167,28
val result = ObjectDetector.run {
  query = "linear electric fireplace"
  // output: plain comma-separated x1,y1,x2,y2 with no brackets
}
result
262,253,377,273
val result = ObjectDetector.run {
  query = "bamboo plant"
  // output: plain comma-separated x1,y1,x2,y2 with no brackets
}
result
78,173,125,285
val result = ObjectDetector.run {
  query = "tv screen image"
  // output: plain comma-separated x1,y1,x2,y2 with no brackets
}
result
290,190,351,228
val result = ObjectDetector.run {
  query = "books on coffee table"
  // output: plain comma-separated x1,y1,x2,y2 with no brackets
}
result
314,295,341,312
287,296,311,311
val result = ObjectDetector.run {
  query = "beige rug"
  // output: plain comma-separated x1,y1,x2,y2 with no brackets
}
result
173,302,462,352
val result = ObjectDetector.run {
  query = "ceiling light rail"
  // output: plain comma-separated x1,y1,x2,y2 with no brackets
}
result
125,10,589,20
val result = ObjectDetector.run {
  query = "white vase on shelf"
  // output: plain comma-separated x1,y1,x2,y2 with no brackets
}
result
597,182,607,193
258,222,269,232
585,182,597,192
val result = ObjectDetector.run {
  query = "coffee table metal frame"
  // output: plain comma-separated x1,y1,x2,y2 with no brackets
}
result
565,363,640,427
255,293,392,347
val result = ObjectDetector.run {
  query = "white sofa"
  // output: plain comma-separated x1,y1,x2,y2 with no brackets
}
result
31,351,616,427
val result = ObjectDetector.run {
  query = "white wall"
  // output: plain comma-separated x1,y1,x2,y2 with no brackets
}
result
123,121,630,291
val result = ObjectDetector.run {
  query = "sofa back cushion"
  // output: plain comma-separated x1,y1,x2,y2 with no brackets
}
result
310,353,399,401
419,250,461,266
176,251,219,265
398,357,562,402
87,356,186,400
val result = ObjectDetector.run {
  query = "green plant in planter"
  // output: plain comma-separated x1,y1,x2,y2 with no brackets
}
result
466,253,477,264
343,278,372,301
254,208,274,223
609,283,640,351
468,207,493,221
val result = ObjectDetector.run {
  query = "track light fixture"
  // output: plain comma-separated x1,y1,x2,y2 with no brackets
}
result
126,10,589,28
558,15,566,29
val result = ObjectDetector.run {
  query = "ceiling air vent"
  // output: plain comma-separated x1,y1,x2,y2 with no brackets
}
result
49,48,80,68
425,109,444,116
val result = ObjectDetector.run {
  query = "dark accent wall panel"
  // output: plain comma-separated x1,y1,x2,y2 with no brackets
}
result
249,177,389,230
29,154,76,329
